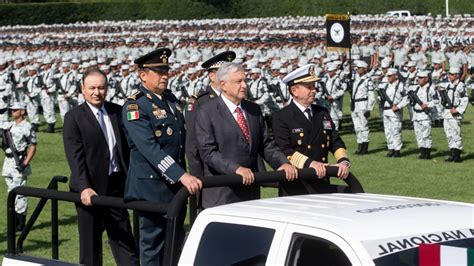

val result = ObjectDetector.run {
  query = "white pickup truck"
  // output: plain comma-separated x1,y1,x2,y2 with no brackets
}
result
3,170,473,265
179,193,474,266
385,10,412,18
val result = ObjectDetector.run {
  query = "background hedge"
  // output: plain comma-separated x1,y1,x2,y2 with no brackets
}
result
0,0,472,26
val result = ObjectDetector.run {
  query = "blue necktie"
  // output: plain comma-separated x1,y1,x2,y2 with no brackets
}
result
97,109,108,141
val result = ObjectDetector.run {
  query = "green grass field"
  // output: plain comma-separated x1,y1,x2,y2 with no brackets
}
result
0,93,473,264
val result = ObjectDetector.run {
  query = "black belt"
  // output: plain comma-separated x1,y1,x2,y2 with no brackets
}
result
383,107,392,110
5,153,26,158
414,109,425,113
353,98,368,102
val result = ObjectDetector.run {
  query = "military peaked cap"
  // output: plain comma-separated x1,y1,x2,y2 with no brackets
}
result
282,64,320,86
135,47,172,71
201,51,236,71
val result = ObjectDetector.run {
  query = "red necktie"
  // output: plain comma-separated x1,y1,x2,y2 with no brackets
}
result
235,107,250,143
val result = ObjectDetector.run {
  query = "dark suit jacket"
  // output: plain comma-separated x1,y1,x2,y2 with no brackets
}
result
185,86,219,178
272,101,348,195
195,96,288,208
63,102,130,195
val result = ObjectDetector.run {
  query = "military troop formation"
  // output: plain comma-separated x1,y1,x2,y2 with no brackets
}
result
1,14,474,239
1,14,473,158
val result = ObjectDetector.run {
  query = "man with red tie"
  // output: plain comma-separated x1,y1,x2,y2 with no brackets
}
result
195,62,297,208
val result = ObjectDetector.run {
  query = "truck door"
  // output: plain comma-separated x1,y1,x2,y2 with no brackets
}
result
275,225,371,266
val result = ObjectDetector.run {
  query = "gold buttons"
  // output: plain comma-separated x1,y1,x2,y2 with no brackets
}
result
307,145,312,149
323,130,327,134
149,175,154,179
297,140,302,145
327,141,330,146
322,157,326,162
321,144,325,148
155,130,162,137
299,132,304,137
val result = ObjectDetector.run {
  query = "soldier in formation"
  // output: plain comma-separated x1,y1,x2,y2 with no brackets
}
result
1,102,37,232
0,14,471,160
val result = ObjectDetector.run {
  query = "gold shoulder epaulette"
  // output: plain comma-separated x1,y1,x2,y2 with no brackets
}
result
127,91,143,101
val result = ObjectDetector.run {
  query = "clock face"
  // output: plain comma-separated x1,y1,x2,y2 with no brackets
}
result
330,23,345,43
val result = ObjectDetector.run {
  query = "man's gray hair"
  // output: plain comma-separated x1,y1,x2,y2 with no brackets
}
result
217,62,245,84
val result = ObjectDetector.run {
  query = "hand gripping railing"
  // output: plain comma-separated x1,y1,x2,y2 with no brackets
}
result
163,166,363,265
7,166,363,266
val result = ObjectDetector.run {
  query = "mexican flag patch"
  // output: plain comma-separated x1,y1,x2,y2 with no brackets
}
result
127,110,139,121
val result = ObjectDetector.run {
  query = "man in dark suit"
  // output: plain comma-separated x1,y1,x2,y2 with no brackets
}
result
185,51,235,212
272,64,351,196
63,68,138,266
195,62,297,208
122,48,202,266
185,51,236,180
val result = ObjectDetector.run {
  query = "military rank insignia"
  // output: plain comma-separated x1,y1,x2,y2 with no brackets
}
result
323,119,333,130
153,108,167,119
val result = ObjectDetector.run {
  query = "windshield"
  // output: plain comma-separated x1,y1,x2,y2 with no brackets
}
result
363,229,474,266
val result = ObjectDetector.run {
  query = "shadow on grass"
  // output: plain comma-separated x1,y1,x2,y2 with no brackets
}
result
433,150,451,159
0,215,77,248
365,147,386,155
30,215,77,231
401,148,423,157
461,152,474,161
0,238,69,256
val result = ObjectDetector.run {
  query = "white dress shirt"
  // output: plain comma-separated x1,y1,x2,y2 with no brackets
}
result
86,102,119,174
221,95,247,121
292,99,312,120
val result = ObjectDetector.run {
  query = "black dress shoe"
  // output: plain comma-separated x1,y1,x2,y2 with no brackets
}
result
392,150,401,158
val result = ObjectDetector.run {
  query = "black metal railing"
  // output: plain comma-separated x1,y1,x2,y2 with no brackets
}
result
7,166,363,266
164,166,363,265
16,176,68,258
